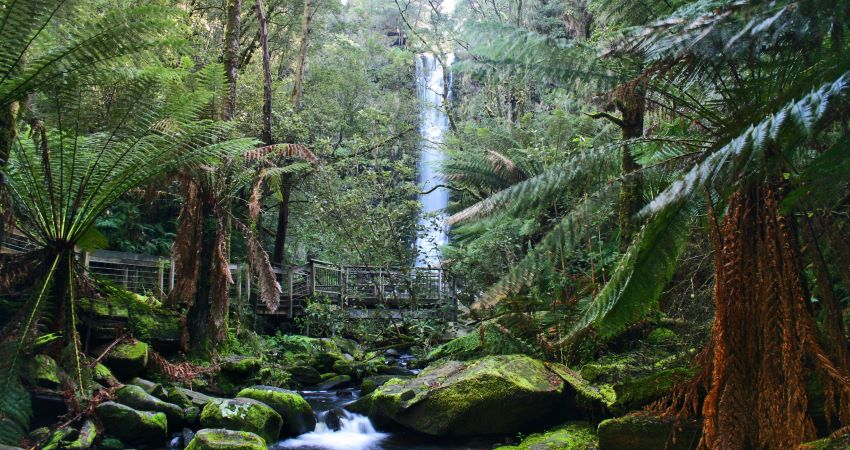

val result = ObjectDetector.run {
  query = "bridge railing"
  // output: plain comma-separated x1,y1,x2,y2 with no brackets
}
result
260,259,457,318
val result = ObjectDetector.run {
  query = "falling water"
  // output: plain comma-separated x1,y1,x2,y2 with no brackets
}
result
414,52,453,266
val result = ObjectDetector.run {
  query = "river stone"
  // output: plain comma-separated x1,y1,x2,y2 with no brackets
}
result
317,374,351,390
289,365,322,385
31,354,61,389
360,375,407,395
115,384,185,427
130,377,168,398
347,355,567,436
220,356,262,376
172,387,217,409
185,429,266,450
597,414,701,450
95,401,167,444
236,386,316,436
105,341,149,379
65,419,97,450
199,397,282,443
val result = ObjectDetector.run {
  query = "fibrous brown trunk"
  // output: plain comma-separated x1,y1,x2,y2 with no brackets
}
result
698,182,850,449
222,0,242,121
168,177,203,309
0,101,19,249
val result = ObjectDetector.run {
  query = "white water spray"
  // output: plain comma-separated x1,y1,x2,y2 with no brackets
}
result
414,52,453,266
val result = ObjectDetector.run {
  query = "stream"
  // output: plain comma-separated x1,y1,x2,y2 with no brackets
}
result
271,389,502,450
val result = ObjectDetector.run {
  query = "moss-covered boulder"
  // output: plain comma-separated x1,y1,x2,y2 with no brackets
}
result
609,367,694,414
171,387,217,409
93,363,117,385
99,438,124,450
184,429,266,450
496,422,598,449
220,356,262,376
800,434,850,449
348,355,569,436
360,375,406,395
130,377,168,398
115,384,184,427
288,365,321,386
597,414,700,450
30,354,61,389
81,289,181,350
236,386,316,437
199,398,282,443
317,374,351,390
105,340,149,379
332,359,353,376
95,401,167,445
64,419,97,450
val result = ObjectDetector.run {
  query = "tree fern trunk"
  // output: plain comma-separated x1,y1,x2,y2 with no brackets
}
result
0,101,19,250
700,182,850,449
616,81,644,249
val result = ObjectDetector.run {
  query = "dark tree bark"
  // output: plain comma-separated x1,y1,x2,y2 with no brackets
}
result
616,81,645,248
222,0,242,120
272,175,292,265
291,0,312,110
256,0,273,146
0,101,19,250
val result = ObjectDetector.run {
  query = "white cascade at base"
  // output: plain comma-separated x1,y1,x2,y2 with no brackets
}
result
274,410,388,450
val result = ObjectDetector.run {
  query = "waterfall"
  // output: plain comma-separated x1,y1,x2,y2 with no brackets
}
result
414,52,453,267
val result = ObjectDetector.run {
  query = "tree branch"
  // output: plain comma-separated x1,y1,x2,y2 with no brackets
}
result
586,111,624,127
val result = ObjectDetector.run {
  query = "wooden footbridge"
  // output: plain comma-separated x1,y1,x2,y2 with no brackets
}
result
2,231,457,320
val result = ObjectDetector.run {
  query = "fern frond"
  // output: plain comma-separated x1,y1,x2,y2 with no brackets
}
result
642,71,850,218
560,198,697,344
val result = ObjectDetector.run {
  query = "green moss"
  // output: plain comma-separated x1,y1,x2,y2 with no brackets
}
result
426,323,530,361
31,354,60,387
497,423,597,449
100,438,125,449
115,384,185,426
200,398,282,443
646,328,677,346
597,414,700,450
95,401,167,443
42,427,74,450
185,429,266,450
611,367,695,414
800,435,850,450
547,363,615,410
236,386,316,436
317,374,351,390
332,359,353,375
81,288,180,342
220,356,262,375
93,363,115,383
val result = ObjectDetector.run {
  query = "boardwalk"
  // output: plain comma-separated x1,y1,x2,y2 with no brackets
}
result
2,231,457,319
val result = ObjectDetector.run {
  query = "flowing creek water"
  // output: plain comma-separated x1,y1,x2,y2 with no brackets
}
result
271,388,501,450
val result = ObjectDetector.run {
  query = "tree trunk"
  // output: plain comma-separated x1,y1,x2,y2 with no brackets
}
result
167,177,203,309
256,0,273,145
222,0,242,121
0,101,19,250
292,0,312,110
185,199,217,354
272,174,293,265
699,182,850,449
616,81,644,249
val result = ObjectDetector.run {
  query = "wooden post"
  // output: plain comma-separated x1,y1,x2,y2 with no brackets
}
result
309,260,316,297
169,257,175,291
288,269,294,318
123,266,129,289
157,258,165,297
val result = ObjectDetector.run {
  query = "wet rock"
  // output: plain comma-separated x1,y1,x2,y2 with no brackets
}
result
288,365,322,386
496,422,597,450
172,387,217,409
30,354,60,389
95,401,167,445
360,375,407,395
317,374,352,390
236,385,316,437
99,438,124,449
115,384,185,427
65,419,97,449
384,348,400,357
377,366,416,377
323,408,349,431
332,359,353,375
597,414,700,450
184,429,266,450
199,398,282,443
348,355,572,436
105,340,149,379
220,356,262,376
131,377,168,398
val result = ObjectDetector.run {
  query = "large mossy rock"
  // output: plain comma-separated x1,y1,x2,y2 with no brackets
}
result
95,401,167,445
496,422,598,449
115,384,185,427
81,289,181,350
171,387,217,409
360,375,406,395
184,429,266,450
29,354,61,389
347,355,573,436
236,386,316,437
597,414,700,450
288,365,322,386
199,398,282,443
105,341,149,379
